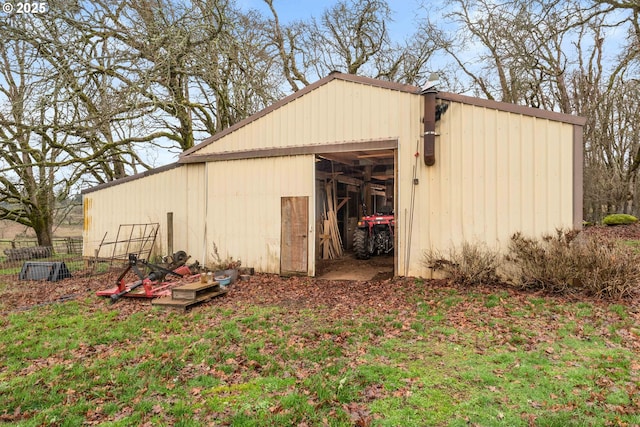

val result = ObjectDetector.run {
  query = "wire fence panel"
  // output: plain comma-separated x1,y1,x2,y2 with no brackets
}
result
0,238,84,279
0,225,157,281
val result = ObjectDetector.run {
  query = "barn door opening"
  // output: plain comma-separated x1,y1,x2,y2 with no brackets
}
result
314,144,396,280
281,196,309,275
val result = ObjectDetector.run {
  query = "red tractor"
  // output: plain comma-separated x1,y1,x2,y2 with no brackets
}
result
353,206,395,259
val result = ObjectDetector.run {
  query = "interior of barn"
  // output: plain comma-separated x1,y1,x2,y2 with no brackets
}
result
314,150,396,279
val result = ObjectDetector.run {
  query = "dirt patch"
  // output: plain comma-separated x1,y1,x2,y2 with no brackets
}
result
0,268,400,314
315,252,393,281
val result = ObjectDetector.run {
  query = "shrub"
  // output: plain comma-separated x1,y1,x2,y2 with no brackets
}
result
575,237,640,299
424,232,640,299
504,229,640,299
504,230,581,294
602,214,638,226
423,242,501,287
209,241,241,271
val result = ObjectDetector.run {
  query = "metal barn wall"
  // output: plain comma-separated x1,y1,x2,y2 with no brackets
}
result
82,74,581,279
192,79,419,154
188,76,578,278
400,100,577,277
82,164,206,261
191,78,422,276
203,155,315,275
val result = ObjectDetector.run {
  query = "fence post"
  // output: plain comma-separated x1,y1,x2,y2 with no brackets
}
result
167,212,174,255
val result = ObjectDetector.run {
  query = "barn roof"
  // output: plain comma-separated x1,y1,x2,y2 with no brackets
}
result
81,162,181,195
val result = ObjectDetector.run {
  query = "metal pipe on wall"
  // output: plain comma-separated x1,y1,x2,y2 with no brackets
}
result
423,89,437,166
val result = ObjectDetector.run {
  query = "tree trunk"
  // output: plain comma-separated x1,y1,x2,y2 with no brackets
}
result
32,217,54,248
35,227,54,249
626,174,637,216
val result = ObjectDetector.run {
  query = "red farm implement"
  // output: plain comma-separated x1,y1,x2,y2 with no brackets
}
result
97,251,198,303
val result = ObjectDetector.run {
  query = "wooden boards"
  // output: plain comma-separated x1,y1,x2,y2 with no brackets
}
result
171,281,221,300
281,196,309,275
152,279,228,311
320,182,344,260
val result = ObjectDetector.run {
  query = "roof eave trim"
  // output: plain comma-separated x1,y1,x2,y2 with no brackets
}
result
179,138,399,164
437,92,587,126
81,162,182,195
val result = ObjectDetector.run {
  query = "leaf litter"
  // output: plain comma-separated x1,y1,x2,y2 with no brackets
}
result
1,223,639,424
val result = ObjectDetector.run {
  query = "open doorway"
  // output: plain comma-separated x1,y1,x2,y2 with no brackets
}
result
314,147,396,280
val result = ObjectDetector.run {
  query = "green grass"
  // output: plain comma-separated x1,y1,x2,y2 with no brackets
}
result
622,240,640,252
0,282,639,426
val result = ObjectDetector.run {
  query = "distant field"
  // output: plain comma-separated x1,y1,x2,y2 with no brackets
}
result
0,220,33,240
0,213,83,260
0,210,83,242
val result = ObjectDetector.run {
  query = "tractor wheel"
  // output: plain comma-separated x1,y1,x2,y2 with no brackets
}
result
353,228,370,259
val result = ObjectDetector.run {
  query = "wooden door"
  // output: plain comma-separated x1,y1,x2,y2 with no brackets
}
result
281,196,308,275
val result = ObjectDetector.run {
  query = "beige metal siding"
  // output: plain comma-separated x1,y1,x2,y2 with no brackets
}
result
194,79,416,154
83,75,579,280
196,79,421,276
204,155,315,274
399,101,576,277
83,164,206,260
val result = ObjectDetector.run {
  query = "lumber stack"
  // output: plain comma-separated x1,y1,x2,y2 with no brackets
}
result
320,182,344,259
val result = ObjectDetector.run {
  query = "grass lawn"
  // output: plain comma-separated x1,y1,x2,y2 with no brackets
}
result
0,274,639,426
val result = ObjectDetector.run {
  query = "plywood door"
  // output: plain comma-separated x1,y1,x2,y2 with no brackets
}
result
281,196,308,275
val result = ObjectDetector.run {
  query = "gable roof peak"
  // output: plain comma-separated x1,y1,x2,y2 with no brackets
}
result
180,73,420,158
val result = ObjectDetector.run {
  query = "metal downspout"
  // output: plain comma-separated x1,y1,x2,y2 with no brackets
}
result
423,89,437,166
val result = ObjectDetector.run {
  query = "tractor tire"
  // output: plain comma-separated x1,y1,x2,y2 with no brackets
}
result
353,228,371,260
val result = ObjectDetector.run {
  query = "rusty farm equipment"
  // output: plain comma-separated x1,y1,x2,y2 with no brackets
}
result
96,250,197,302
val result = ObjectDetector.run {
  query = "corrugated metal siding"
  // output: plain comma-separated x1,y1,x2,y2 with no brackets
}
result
197,79,421,276
83,164,205,260
195,80,416,153
83,77,577,279
204,155,315,274
400,101,575,277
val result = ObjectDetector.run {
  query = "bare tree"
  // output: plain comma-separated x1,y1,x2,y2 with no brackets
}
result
193,7,285,131
421,0,640,220
576,37,640,220
0,31,74,246
264,0,436,86
0,0,285,243
54,0,285,149
51,0,217,151
0,10,154,245
593,0,640,44
311,0,392,75
263,0,310,92
373,31,439,84
420,0,585,107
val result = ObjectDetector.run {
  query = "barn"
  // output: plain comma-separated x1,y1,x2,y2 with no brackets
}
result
81,72,585,278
